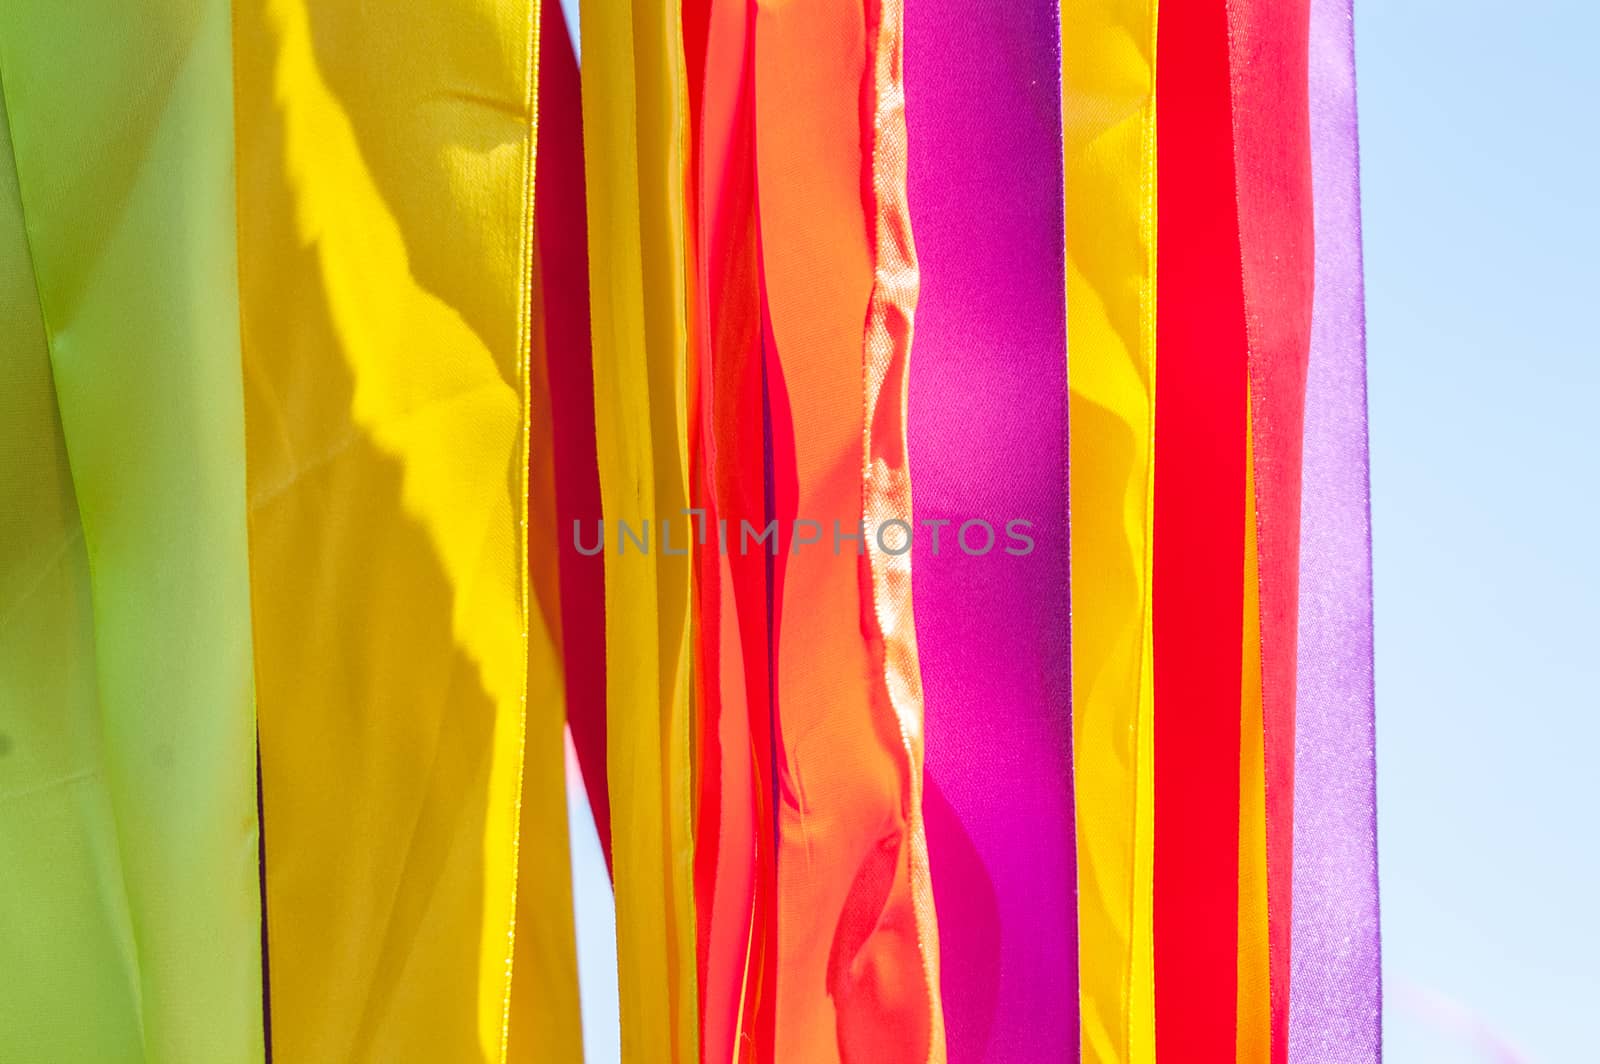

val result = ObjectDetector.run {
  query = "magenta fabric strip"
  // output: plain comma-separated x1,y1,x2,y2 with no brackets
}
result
1290,0,1382,1060
905,4,1075,1061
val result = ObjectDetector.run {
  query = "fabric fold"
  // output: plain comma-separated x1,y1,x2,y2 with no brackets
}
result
540,0,611,871
233,1,550,1058
578,0,701,1059
686,2,772,1059
753,0,943,1059
0,73,147,1064
1063,0,1161,1059
0,4,264,1058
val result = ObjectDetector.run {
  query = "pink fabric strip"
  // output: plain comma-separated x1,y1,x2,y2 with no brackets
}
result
538,0,611,864
905,4,1076,1060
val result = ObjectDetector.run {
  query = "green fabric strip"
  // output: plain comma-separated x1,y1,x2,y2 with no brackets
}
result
0,3,263,1060
0,75,146,1064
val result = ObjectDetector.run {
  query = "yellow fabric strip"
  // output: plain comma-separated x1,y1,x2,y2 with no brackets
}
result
1063,1,1160,1061
508,74,586,1063
234,2,562,1059
0,5,263,1059
578,1,699,1060
1238,407,1272,1063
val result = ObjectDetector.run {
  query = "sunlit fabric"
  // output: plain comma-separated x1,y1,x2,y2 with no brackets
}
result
578,0,699,1061
537,0,610,878
0,4,262,1059
685,2,771,1059
511,1,590,1057
233,1,552,1059
1290,0,1382,1059
0,1,1380,1060
905,3,1076,1061
754,2,943,1059
1062,0,1162,1059
1152,0,1251,1052
0,72,151,1064
1226,8,1317,1059
1240,412,1273,1064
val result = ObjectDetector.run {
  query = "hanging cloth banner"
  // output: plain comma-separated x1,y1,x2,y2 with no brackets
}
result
905,1,1076,1060
1061,0,1161,1057
1240,411,1273,1064
1290,0,1382,1057
754,0,944,1059
578,0,701,1059
509,1,590,1058
538,0,612,871
686,1,773,1059
1224,4,1317,1058
0,74,157,1064
0,4,264,1059
1153,0,1249,1057
234,1,547,1058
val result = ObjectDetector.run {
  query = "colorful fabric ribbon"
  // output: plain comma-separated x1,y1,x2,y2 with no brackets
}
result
0,2,1380,1060
905,4,1076,1060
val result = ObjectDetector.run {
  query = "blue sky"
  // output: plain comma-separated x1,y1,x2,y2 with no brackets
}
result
1363,2,1598,1060
561,2,1599,1059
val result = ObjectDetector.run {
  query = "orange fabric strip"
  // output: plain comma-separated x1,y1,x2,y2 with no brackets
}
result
1239,412,1272,1064
753,0,943,1059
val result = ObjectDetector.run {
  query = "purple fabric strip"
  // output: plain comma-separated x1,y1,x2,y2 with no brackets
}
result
1290,1,1382,1060
905,5,1075,1062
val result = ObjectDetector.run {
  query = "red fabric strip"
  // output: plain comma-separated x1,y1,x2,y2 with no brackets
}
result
536,0,610,864
684,3,721,1032
1153,0,1249,1056
1226,6,1316,1059
689,2,776,1059
754,243,791,1060
684,0,723,1045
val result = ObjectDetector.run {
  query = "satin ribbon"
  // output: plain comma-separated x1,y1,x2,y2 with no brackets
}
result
579,0,701,1059
1289,0,1382,1057
1061,0,1160,1057
860,0,946,1056
1153,0,1249,1055
905,3,1075,1060
754,1,943,1059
